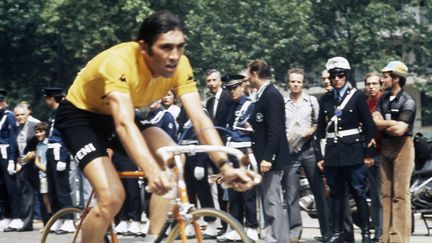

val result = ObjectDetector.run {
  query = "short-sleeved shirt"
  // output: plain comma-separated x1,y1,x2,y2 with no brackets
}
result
66,42,197,115
36,139,48,178
376,89,416,138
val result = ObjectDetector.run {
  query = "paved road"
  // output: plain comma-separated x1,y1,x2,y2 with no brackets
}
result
1,212,431,242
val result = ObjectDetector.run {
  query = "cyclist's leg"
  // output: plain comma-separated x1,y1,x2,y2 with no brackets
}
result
141,126,179,235
81,157,125,242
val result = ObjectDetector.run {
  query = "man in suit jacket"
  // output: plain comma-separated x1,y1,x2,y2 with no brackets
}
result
205,69,232,129
204,69,232,222
8,104,39,231
248,60,290,243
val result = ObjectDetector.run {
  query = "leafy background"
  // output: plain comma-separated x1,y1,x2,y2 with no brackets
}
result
0,0,431,120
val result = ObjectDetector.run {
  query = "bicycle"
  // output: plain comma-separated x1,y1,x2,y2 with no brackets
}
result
40,145,254,243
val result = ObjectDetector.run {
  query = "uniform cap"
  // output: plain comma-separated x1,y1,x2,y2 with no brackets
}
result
0,89,6,101
43,87,65,97
326,57,351,73
221,74,245,88
381,61,408,77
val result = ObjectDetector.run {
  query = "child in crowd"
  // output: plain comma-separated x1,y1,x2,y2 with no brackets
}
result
33,122,52,225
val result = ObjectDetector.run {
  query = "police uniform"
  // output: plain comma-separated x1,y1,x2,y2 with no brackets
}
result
146,106,177,142
315,57,376,243
0,89,21,223
222,75,258,231
43,88,74,225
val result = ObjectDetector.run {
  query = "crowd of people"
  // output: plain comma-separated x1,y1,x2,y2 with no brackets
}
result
0,10,417,243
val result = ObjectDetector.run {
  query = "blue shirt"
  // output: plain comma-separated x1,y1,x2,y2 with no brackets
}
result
36,138,48,178
225,95,254,143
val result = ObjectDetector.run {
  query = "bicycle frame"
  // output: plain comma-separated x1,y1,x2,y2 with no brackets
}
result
54,145,247,243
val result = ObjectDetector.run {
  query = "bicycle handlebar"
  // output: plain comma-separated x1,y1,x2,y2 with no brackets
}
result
156,145,244,165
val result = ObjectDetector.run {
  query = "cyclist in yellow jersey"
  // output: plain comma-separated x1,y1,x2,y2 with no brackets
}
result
55,10,260,243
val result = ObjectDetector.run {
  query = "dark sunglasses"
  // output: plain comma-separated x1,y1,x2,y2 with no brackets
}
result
226,84,241,90
330,73,346,79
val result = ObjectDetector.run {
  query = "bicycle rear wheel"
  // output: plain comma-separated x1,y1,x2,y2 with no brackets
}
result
165,207,251,243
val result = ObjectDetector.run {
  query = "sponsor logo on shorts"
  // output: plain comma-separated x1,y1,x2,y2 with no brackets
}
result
75,143,96,162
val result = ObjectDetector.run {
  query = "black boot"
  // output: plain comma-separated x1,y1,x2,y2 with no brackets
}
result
327,198,344,243
327,232,344,243
356,198,371,243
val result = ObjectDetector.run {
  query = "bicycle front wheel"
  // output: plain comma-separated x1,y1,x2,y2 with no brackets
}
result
165,207,251,243
39,207,82,243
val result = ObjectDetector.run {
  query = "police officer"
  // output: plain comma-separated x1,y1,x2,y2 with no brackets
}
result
315,57,376,243
43,87,75,233
220,74,258,241
0,90,21,231
146,100,177,142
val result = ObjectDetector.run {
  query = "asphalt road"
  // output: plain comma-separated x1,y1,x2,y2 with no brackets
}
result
1,211,431,242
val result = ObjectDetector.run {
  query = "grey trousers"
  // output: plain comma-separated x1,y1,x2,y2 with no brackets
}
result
284,146,330,238
261,170,290,243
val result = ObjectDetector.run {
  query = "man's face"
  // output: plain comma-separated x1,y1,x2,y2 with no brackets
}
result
321,70,333,92
365,75,382,97
205,72,222,94
381,72,394,91
288,73,304,95
44,96,55,109
14,107,29,125
248,71,259,89
140,29,185,78
227,82,245,101
330,72,347,89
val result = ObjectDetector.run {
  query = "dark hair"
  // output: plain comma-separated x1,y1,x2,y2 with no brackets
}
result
389,72,407,87
34,122,49,133
249,60,271,79
136,10,184,49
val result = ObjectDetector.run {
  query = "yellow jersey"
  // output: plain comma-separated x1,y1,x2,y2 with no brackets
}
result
66,42,197,115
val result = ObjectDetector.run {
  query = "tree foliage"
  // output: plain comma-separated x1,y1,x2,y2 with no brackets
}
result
0,0,429,119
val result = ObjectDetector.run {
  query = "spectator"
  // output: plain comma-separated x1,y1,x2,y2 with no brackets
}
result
283,68,330,242
11,104,39,232
218,74,258,242
373,61,416,243
33,122,52,225
364,72,384,242
248,60,290,242
43,87,75,234
162,89,181,120
19,101,40,123
0,90,20,232
321,69,333,92
146,100,177,142
316,57,375,243
204,68,232,225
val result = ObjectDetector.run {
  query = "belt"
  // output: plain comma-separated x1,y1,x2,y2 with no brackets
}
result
0,144,9,148
226,141,251,148
327,128,360,138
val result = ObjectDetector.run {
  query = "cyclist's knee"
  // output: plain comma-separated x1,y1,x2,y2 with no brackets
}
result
97,186,125,217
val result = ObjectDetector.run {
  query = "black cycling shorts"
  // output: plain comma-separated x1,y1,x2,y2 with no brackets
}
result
55,100,153,170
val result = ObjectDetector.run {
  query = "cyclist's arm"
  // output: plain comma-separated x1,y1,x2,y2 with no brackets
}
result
106,92,162,177
179,92,230,170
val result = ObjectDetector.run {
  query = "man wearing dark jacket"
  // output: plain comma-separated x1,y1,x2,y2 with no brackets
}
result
248,60,290,243
316,57,376,243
